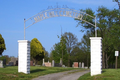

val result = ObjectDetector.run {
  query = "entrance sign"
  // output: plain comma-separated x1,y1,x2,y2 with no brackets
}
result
115,51,119,69
115,51,119,56
24,5,97,40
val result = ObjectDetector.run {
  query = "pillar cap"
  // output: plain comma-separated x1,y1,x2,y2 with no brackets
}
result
18,40,30,43
90,37,102,40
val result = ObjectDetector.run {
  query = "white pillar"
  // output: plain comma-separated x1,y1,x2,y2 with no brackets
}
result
18,40,30,74
90,37,102,76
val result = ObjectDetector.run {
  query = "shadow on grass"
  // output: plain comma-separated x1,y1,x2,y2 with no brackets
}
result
31,69,46,73
102,70,106,73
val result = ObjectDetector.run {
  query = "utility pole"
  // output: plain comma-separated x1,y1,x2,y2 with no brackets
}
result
61,25,63,66
115,51,119,69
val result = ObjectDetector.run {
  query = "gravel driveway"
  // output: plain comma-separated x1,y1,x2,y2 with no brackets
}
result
32,69,89,80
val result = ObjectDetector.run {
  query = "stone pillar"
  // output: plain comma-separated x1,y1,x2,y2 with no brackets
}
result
42,58,44,66
82,62,84,68
90,37,102,76
18,40,30,74
79,62,81,68
52,60,54,67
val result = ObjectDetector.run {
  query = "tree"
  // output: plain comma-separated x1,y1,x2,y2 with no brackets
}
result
50,41,68,66
75,8,95,35
75,6,120,68
51,43,62,63
43,47,49,62
58,34,67,65
97,7,120,68
79,31,92,67
63,32,78,66
30,38,45,65
113,0,120,9
0,34,6,55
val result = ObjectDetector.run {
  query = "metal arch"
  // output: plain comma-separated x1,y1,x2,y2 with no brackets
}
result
24,6,97,40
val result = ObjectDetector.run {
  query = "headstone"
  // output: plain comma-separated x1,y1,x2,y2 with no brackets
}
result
0,60,3,68
18,40,30,74
60,58,62,65
90,37,102,76
54,63,62,67
62,65,65,67
52,60,54,67
79,62,81,68
84,67,88,69
72,64,74,67
44,62,51,67
11,57,18,66
30,61,33,66
82,62,84,68
73,62,78,68
42,58,45,66
8,62,14,66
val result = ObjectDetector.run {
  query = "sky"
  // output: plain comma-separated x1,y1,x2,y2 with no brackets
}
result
0,0,118,57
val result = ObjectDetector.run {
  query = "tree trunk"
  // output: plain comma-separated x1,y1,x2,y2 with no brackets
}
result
87,54,88,67
106,53,111,69
68,55,70,67
106,54,108,68
102,52,105,68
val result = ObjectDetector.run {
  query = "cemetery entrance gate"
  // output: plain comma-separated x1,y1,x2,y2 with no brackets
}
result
18,5,102,76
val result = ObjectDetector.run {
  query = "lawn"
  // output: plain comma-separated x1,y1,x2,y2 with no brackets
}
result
0,66,81,80
78,69,120,80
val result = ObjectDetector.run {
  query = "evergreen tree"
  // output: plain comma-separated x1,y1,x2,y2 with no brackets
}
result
0,34,6,55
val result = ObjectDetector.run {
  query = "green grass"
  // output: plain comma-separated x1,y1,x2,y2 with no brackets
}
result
0,66,81,80
78,69,120,80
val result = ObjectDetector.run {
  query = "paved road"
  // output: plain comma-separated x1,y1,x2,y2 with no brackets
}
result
32,69,89,80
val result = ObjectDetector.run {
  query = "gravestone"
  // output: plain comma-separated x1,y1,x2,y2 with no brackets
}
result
30,61,33,66
44,62,51,67
82,62,84,68
62,65,65,67
84,67,88,69
60,58,62,65
10,57,18,66
54,63,62,67
79,62,81,68
42,58,45,66
52,60,54,67
0,60,3,68
73,62,78,68
8,62,14,66
72,64,74,67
